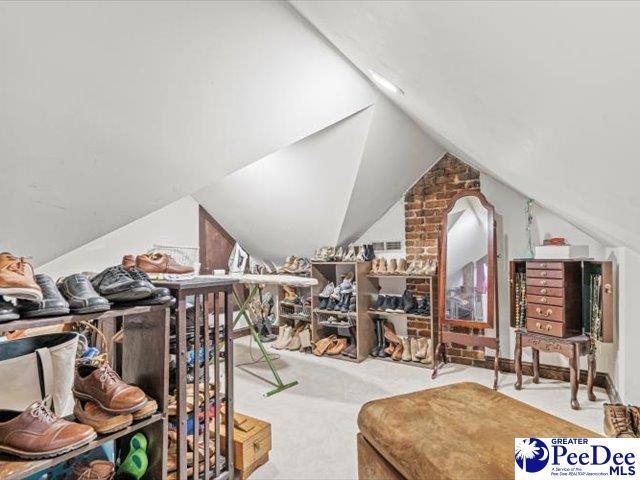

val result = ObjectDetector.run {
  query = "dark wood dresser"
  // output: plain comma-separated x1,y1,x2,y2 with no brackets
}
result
509,259,613,340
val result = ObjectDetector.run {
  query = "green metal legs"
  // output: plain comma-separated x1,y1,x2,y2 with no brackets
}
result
233,286,298,397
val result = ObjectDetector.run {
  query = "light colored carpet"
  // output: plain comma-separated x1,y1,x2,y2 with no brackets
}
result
233,336,606,480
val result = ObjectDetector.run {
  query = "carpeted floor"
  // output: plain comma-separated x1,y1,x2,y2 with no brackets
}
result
233,336,606,480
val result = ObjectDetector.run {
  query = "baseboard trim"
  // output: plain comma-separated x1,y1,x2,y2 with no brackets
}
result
474,356,618,403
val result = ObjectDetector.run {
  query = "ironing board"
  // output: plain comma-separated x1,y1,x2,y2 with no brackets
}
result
207,273,317,396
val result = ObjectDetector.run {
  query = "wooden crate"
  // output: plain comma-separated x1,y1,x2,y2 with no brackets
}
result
213,412,271,480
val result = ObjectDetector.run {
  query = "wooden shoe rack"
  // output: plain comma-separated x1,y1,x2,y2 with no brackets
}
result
310,261,375,363
0,305,170,480
365,267,436,368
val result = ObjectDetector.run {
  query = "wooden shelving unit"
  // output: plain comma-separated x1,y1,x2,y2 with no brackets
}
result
311,261,375,363
365,268,436,367
0,305,170,480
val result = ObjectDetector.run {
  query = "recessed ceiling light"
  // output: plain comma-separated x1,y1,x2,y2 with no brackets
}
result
369,70,404,95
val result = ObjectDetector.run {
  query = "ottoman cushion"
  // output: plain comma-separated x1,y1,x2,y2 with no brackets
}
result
357,382,599,480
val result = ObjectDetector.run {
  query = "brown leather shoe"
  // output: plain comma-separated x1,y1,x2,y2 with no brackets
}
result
74,399,132,434
135,253,193,276
121,255,136,269
0,398,96,459
604,404,636,438
391,342,403,361
74,363,147,414
0,252,42,301
383,322,401,345
131,396,158,421
70,460,115,479
313,335,337,356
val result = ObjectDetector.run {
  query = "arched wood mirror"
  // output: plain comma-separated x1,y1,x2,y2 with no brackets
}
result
440,191,496,329
433,190,500,389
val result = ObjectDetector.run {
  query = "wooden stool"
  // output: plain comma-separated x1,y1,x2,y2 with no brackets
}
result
514,330,596,410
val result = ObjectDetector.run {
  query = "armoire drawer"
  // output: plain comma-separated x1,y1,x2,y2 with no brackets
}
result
526,318,566,337
526,304,564,322
527,286,564,297
526,269,564,280
527,278,564,288
526,261,563,270
526,295,564,307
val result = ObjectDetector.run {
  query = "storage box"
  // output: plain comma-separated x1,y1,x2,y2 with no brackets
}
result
212,412,271,480
535,245,589,259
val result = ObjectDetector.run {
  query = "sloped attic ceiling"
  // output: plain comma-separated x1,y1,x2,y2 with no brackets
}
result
291,1,640,252
0,1,379,265
194,99,444,261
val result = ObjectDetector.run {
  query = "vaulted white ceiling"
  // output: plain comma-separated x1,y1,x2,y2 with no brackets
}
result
291,1,640,252
0,1,379,264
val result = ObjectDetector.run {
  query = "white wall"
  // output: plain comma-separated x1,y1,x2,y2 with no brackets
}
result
481,174,614,376
38,196,199,279
614,247,640,404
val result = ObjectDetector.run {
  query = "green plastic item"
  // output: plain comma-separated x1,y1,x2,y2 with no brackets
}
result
130,432,148,452
116,433,148,480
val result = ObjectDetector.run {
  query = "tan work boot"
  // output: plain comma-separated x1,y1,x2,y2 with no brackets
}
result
604,404,636,438
377,258,388,275
387,259,397,275
299,327,312,351
410,337,420,362
415,337,428,359
401,337,412,361
395,258,408,275
420,339,433,364
370,258,379,274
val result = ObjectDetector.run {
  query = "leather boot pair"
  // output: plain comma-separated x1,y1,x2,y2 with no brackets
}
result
272,325,293,349
409,337,432,364
604,404,640,438
0,397,96,459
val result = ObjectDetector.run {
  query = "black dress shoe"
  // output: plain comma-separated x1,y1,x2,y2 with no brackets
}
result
0,296,19,323
91,266,152,302
17,274,70,318
58,274,111,314
122,267,172,305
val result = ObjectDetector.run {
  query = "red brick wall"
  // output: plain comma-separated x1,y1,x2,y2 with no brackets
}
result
405,153,483,364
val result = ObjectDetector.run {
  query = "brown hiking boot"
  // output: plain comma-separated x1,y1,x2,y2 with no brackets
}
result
0,397,96,459
604,404,636,438
70,460,115,480
0,252,42,301
136,253,193,276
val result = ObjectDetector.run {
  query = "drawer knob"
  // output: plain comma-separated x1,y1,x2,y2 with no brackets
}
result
540,288,548,294
540,280,548,286
541,271,548,277
546,324,552,331
540,297,547,303
541,263,547,268
536,322,542,329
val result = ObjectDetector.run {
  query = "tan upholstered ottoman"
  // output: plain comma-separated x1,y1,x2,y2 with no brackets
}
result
357,382,599,480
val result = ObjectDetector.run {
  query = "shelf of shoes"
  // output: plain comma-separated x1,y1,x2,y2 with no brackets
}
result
0,305,170,480
310,260,375,362
364,258,436,368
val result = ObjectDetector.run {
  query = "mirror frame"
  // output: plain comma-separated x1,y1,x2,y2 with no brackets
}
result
438,190,496,329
